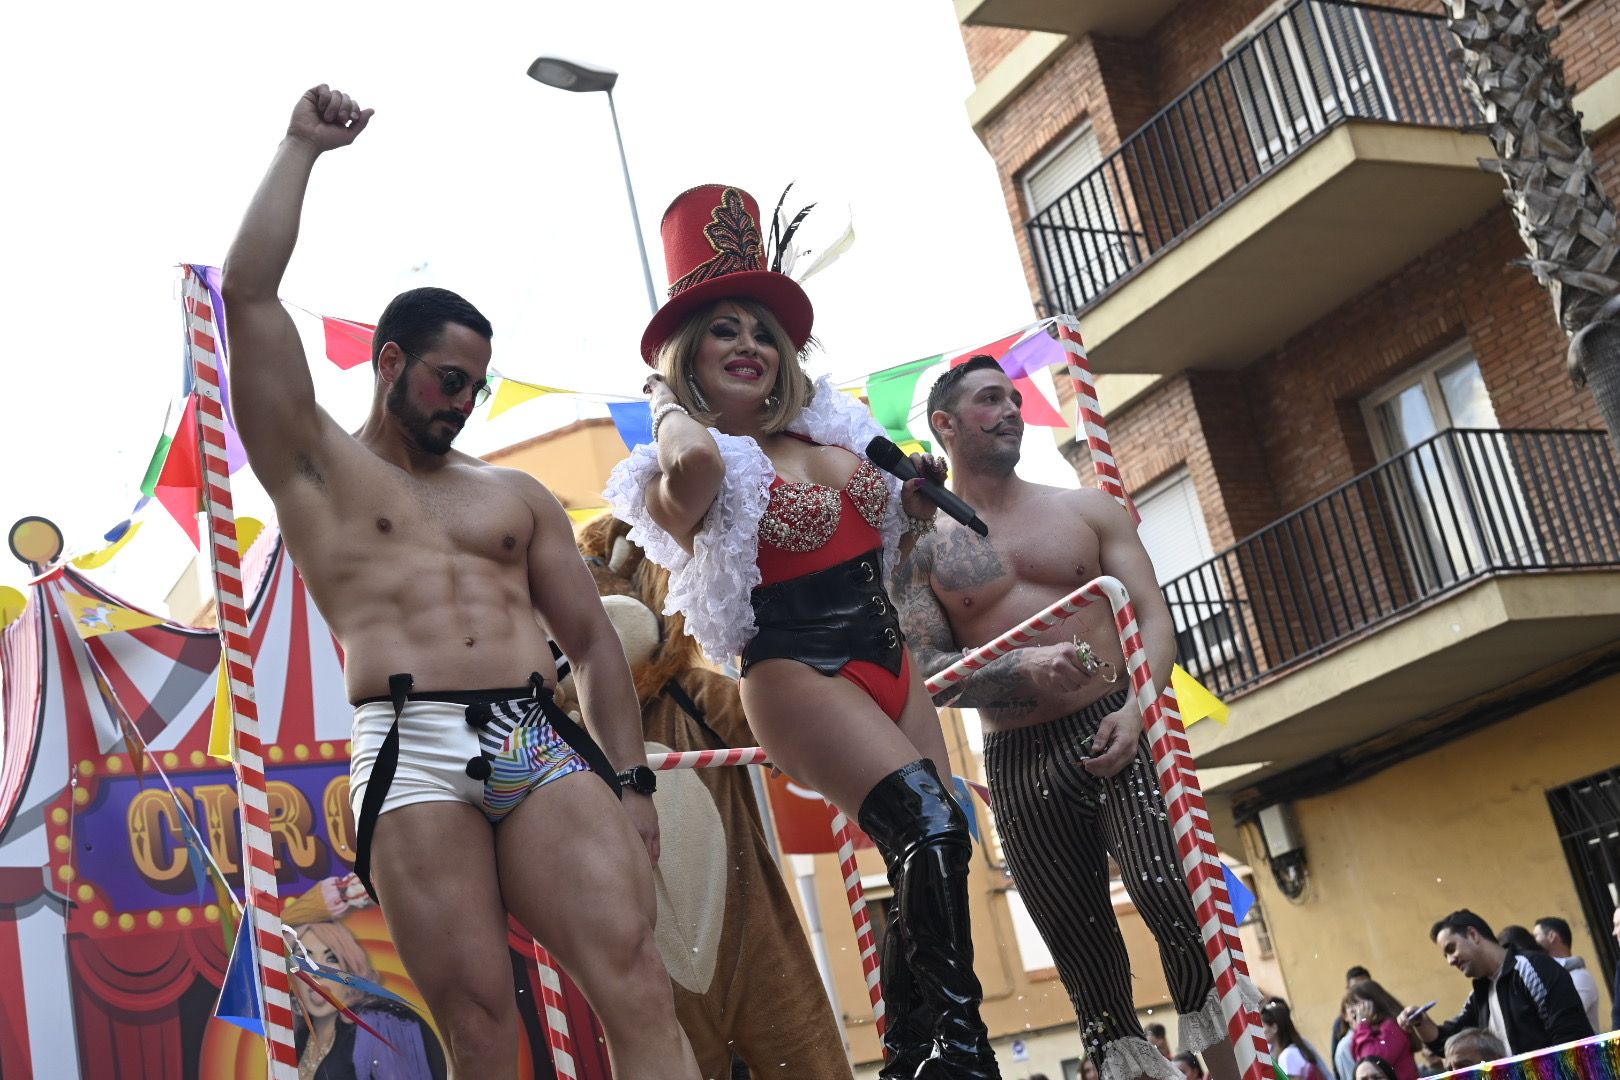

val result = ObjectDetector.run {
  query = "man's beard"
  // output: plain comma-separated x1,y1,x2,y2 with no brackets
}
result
387,378,462,456
972,426,1023,472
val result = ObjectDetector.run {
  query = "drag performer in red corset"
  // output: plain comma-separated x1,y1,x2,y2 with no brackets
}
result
606,184,1001,1079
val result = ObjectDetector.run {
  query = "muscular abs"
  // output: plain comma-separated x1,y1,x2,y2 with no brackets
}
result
274,432,557,701
904,500,1129,731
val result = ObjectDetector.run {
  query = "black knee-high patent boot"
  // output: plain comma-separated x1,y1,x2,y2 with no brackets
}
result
872,842,934,1079
859,760,1000,1080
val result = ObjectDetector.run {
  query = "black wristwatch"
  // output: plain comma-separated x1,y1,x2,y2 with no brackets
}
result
616,765,657,796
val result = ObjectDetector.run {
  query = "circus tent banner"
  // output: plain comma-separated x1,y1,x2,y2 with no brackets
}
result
0,522,606,1078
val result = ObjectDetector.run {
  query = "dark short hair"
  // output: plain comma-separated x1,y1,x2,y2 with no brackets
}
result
1346,965,1370,982
926,354,1005,441
1173,1053,1205,1076
1498,925,1545,953
1145,1022,1168,1038
1535,916,1573,947
372,287,493,371
1355,1055,1399,1080
1431,910,1495,942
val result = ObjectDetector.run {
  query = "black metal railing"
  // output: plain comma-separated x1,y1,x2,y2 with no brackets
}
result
1026,0,1473,316
1163,429,1620,696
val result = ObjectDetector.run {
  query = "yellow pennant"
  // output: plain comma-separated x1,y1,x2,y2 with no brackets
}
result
0,586,26,630
489,379,567,420
566,506,609,524
207,661,236,762
1171,663,1229,727
71,521,144,570
62,591,165,638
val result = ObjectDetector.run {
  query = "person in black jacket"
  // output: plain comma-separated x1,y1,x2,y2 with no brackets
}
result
1610,907,1619,1033
1399,910,1594,1056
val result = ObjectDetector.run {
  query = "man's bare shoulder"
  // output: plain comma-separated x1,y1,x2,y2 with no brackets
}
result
481,464,565,512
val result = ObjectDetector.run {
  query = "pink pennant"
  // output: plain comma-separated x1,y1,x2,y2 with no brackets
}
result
323,317,376,370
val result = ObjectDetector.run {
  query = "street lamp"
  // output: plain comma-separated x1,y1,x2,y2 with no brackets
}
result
527,56,660,315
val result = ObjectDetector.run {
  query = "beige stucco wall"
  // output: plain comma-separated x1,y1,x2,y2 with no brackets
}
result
1241,672,1620,1048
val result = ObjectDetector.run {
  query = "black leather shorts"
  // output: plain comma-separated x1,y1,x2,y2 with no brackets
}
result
742,548,905,677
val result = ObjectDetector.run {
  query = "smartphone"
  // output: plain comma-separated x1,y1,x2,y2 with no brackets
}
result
1409,1001,1438,1020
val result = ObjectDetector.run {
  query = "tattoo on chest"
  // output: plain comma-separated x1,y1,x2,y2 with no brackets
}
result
931,530,1008,592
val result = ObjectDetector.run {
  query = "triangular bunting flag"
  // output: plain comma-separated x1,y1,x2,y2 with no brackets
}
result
489,379,566,420
208,661,236,762
172,796,215,904
62,591,165,638
323,317,376,370
608,401,653,449
1171,664,1230,727
154,396,202,548
215,915,265,1035
1222,860,1256,924
866,354,942,451
138,431,173,499
71,521,143,570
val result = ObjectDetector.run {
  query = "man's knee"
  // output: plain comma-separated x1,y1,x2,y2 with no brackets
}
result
586,913,675,1008
438,987,520,1060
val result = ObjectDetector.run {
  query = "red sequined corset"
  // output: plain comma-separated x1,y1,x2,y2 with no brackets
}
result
756,459,889,586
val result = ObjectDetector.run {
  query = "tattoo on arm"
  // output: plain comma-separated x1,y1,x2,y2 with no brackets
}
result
930,529,1008,591
893,533,1045,715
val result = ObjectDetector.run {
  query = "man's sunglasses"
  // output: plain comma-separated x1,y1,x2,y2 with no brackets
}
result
404,350,492,407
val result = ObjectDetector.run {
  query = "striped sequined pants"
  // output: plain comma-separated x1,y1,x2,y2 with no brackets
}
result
982,689,1213,1058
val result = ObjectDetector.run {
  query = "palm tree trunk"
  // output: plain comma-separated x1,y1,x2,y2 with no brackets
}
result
1445,0,1620,454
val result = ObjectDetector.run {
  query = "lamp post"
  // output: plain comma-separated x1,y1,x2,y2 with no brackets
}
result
527,56,660,315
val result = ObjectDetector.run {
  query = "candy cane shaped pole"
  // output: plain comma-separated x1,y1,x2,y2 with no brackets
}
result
180,265,299,1079
1050,312,1275,1080
532,943,580,1080
1056,317,1136,522
927,576,1267,1080
646,746,770,771
832,811,886,1038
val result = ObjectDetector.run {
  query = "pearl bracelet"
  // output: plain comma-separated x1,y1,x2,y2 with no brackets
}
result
651,402,689,441
904,514,936,537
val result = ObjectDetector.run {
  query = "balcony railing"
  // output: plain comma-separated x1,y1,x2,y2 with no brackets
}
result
1164,429,1620,697
1026,0,1473,316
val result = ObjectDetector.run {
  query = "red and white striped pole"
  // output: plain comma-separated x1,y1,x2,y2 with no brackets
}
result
832,811,886,1038
1054,316,1272,1080
646,746,770,771
531,943,580,1080
181,265,300,1079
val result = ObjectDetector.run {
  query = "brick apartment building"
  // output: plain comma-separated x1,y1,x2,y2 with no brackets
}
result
957,0,1620,1065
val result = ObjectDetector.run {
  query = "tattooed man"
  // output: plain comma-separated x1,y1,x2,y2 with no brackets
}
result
893,356,1241,1080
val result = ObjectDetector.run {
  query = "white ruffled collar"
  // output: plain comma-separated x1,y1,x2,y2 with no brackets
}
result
603,375,905,664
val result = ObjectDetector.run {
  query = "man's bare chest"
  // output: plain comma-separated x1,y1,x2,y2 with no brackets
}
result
928,522,1100,611
283,458,533,571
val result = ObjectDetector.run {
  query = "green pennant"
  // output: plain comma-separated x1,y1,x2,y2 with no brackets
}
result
865,354,941,451
138,432,173,499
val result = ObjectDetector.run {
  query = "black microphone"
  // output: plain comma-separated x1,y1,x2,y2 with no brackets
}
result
865,436,990,538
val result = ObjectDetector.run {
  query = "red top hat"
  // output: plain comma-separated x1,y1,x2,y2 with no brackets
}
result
640,184,814,365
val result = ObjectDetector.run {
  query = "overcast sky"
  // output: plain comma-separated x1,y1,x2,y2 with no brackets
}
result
0,0,1076,610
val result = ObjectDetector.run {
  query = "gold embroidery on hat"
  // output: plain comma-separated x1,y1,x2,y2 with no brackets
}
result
667,187,764,299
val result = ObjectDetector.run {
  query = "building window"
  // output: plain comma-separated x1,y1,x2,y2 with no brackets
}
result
1223,0,1392,171
1362,342,1538,587
1022,122,1128,309
1136,470,1235,676
1546,767,1620,979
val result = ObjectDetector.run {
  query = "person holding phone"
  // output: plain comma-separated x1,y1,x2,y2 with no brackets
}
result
1346,981,1418,1080
1401,910,1593,1056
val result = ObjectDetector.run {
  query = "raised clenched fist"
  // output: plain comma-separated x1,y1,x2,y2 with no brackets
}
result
287,84,373,152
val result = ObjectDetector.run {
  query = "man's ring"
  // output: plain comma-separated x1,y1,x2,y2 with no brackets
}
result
1073,638,1119,684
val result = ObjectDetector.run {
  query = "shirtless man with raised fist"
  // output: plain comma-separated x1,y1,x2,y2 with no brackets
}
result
222,84,699,1080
